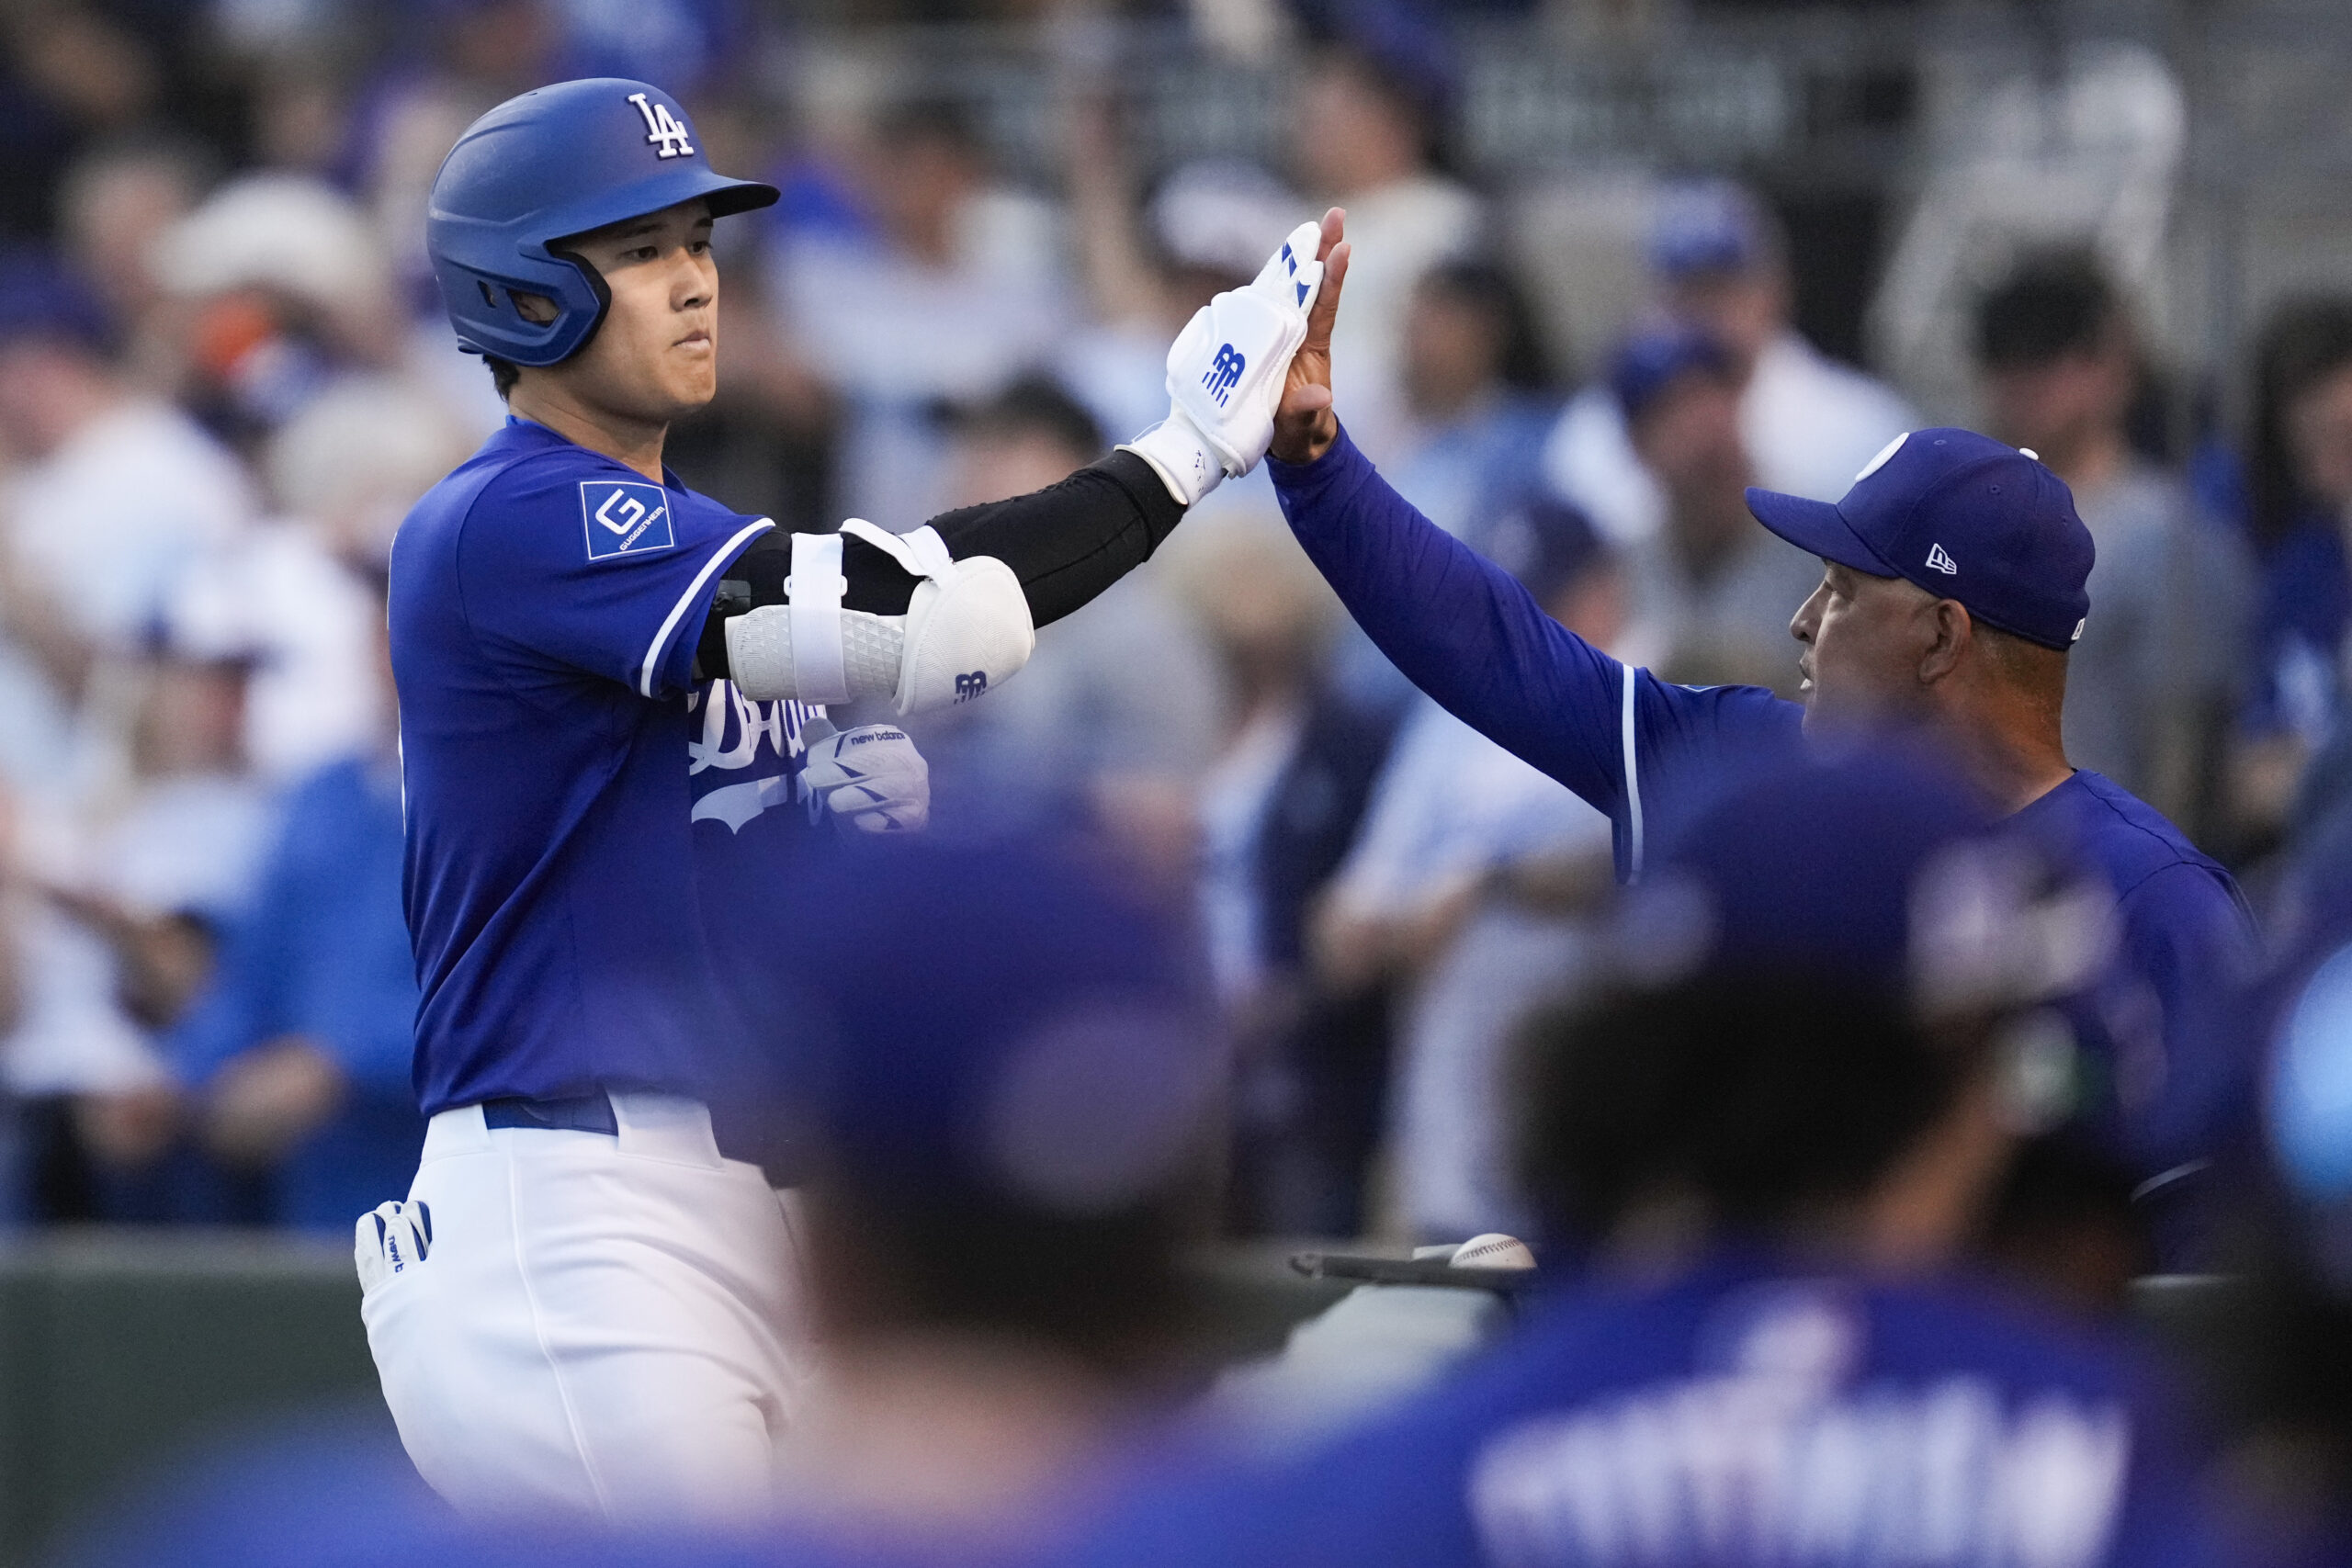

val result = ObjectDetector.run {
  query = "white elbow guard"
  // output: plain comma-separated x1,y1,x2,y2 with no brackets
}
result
723,523,1035,717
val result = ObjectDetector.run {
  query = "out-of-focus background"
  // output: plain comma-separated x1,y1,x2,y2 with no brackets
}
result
0,0,2350,1557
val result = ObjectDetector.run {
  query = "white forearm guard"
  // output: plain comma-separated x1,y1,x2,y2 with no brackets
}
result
723,523,1035,717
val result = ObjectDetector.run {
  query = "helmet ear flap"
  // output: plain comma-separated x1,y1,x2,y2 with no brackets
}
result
546,244,612,362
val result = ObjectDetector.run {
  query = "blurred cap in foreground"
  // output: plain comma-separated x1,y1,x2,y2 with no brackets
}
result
780,839,1220,1217
1608,747,2115,1020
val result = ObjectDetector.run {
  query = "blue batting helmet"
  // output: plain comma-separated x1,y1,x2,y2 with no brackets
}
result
425,78,778,367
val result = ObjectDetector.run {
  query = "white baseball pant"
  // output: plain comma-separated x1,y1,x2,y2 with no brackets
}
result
359,1092,808,1523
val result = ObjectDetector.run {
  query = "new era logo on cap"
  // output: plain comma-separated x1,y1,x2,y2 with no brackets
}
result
1745,429,2096,651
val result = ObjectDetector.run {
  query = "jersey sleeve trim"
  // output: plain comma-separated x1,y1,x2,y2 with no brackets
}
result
639,518,774,697
1621,661,1645,882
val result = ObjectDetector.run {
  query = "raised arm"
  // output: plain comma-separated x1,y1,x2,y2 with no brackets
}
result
1271,427,1635,820
696,211,1348,717
1261,238,1804,879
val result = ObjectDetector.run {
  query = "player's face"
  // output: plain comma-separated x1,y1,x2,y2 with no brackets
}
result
1790,560,1942,733
560,200,720,420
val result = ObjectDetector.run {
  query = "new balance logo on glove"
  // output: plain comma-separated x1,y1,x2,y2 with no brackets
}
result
955,671,989,703
1203,344,1246,405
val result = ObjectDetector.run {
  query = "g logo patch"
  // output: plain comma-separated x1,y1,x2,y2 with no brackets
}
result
581,480,676,561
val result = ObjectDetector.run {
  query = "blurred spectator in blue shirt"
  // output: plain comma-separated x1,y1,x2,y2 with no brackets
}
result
166,615,421,1233
1062,750,2224,1568
2231,297,2352,852
1332,257,1560,710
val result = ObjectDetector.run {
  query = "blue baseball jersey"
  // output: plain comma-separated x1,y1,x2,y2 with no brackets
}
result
1269,429,2260,1174
390,416,822,1116
1062,1258,2218,1568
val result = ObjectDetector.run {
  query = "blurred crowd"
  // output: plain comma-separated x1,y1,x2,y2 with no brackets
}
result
0,0,2337,1287
0,0,2346,1566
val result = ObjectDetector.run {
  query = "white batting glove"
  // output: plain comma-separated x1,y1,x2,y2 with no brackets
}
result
1122,220,1327,506
802,723,930,834
356,1200,433,1293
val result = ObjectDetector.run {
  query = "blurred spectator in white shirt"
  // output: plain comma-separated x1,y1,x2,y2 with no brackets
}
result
148,174,410,447
23,610,274,1220
1545,180,1916,547
1607,324,1818,693
1973,253,2253,830
896,376,1222,893
196,374,468,783
1057,152,1304,452
0,255,252,795
772,98,1069,529
1313,496,1621,1239
1292,33,1483,460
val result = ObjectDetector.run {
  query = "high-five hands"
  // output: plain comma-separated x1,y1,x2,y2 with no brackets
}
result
1123,209,1350,506
1269,212,1349,467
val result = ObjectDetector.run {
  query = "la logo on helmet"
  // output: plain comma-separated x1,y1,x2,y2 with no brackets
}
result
628,93,695,159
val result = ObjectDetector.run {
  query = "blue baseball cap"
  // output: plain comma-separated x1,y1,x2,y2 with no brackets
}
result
1647,180,1777,280
1609,322,1733,423
1746,428,2097,650
776,839,1220,1213
1611,747,2114,1015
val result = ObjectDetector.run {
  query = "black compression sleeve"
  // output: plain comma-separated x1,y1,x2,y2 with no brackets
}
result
906,450,1185,627
695,450,1185,679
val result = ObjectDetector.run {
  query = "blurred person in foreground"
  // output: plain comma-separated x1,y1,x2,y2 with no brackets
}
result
1060,750,2222,1568
755,839,1221,1556
2173,804,2352,1567
1312,496,1621,1240
1973,254,2252,832
1545,180,1916,547
60,839,1220,1568
2232,297,2352,852
1264,254,2258,1246
1604,323,1820,693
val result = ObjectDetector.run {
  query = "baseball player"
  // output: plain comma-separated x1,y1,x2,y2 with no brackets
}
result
1254,261,2257,1224
360,77,1340,1521
1060,751,2224,1568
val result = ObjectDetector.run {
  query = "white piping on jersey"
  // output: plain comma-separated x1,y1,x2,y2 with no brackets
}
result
1620,660,1644,883
639,518,775,698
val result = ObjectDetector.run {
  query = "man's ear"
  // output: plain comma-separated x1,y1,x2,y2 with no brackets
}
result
1917,598,1972,685
513,290,559,325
